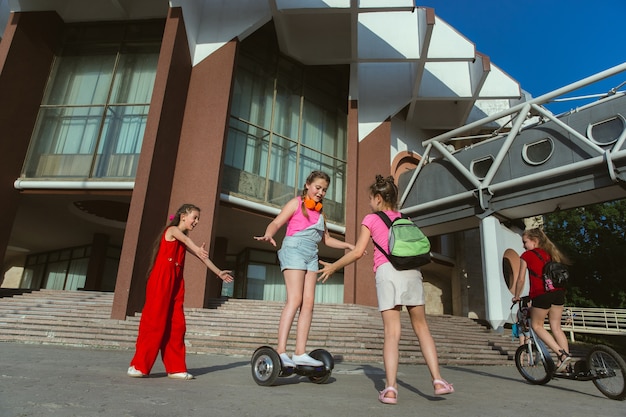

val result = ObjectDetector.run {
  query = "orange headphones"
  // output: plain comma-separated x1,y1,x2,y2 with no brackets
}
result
304,196,323,211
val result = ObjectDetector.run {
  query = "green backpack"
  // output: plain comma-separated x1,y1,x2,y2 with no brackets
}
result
372,211,431,270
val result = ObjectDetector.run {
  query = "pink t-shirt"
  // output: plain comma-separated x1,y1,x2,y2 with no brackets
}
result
362,210,402,271
285,196,322,236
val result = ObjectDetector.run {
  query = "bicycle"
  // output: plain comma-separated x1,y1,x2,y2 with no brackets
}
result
512,300,626,400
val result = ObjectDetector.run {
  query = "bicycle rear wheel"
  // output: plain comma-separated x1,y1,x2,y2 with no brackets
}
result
515,342,553,385
587,345,626,401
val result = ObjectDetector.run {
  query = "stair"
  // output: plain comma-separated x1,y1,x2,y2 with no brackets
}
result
0,290,519,365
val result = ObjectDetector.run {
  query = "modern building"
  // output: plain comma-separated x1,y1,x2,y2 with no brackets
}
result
0,1,524,321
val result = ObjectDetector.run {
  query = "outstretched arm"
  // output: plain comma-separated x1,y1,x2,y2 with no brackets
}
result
323,229,356,251
317,225,371,283
253,198,299,247
169,226,208,260
198,248,234,283
169,227,234,283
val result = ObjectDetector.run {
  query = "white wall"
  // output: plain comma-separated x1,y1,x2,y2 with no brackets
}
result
480,216,527,330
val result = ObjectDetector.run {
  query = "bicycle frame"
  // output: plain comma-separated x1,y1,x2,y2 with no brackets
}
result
514,301,626,399
524,325,555,369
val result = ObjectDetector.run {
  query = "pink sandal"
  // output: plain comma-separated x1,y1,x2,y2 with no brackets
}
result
378,387,398,404
433,379,454,395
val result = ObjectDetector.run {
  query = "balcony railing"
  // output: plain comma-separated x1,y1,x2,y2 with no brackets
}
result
30,153,140,179
545,306,626,342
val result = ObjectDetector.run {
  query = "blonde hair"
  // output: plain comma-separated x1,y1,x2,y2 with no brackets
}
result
523,228,570,264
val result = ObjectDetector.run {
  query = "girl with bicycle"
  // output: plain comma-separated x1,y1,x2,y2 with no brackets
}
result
512,228,571,372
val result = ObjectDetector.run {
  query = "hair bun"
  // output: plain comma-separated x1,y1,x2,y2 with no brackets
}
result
375,175,394,186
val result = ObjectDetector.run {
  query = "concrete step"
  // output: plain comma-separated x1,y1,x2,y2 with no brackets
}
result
0,290,518,365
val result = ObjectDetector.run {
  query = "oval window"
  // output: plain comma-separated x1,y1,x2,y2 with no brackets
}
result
470,156,493,179
587,115,625,146
503,248,521,295
502,256,514,290
522,138,553,165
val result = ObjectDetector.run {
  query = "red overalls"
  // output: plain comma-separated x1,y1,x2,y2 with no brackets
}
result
129,232,187,375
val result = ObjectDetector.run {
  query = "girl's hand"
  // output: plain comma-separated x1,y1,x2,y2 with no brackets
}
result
253,235,276,247
218,270,234,283
197,242,209,260
316,260,337,284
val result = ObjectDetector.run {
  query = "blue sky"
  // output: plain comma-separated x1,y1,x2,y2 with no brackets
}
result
421,1,626,114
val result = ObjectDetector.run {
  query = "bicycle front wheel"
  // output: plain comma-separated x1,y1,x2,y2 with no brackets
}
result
587,345,626,401
515,342,553,385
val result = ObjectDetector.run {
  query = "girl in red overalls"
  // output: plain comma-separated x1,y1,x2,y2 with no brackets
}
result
127,204,234,380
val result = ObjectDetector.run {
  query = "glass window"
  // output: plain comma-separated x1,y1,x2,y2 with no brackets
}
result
222,25,349,225
470,156,493,179
302,99,346,160
229,54,274,129
20,244,120,291
20,264,44,289
22,20,164,180
246,264,268,300
65,258,89,290
43,261,70,290
522,138,554,165
587,116,624,146
273,59,303,139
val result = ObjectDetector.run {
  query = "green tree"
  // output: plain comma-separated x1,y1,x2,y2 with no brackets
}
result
543,199,626,308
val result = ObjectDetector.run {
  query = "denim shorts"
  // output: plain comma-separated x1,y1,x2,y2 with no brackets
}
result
375,262,424,311
277,235,319,272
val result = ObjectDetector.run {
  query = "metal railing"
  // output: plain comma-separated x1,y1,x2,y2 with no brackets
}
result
547,306,626,342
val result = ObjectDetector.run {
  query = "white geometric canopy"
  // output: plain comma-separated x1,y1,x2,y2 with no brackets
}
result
6,0,522,139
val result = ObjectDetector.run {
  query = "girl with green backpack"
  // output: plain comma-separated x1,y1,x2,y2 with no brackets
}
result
317,175,454,404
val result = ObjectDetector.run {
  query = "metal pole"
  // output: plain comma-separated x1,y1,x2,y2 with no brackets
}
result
421,62,626,146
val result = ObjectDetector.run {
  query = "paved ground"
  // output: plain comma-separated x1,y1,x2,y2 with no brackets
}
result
0,342,624,417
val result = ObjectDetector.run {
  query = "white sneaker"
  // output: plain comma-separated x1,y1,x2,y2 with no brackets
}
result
167,372,194,380
292,353,323,367
279,353,296,368
127,366,146,378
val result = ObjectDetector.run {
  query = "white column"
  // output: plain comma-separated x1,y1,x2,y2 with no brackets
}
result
480,216,527,330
